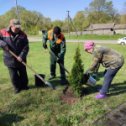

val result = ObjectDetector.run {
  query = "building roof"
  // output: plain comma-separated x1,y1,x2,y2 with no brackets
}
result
114,24,126,29
86,23,115,30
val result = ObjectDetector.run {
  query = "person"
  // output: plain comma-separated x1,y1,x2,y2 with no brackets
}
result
84,41,124,99
0,19,29,93
42,26,67,84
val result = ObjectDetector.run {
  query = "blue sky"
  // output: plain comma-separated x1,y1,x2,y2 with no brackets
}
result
0,0,125,21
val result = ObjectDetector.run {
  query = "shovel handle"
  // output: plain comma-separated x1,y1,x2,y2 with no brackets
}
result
48,49,70,74
8,50,46,83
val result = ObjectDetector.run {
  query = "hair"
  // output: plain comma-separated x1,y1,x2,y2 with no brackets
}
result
53,26,61,35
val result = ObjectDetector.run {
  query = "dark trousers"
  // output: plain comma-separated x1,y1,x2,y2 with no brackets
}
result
50,53,66,79
8,66,28,91
100,67,121,94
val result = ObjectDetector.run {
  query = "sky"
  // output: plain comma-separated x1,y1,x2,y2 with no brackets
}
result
0,0,126,21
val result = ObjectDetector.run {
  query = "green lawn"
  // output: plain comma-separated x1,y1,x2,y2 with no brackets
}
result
65,34,126,40
0,42,126,126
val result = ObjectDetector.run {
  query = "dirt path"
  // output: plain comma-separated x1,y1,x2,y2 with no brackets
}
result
28,36,116,44
94,102,126,126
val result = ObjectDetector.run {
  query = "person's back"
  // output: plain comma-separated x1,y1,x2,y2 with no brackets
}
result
84,41,124,99
93,45,124,69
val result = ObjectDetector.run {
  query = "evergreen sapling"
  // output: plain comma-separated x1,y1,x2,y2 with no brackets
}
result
69,47,84,97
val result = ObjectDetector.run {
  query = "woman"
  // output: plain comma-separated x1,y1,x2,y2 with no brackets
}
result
84,41,124,99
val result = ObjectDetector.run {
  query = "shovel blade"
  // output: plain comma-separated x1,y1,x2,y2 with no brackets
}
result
45,81,56,90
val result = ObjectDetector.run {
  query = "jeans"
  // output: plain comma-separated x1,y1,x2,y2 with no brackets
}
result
100,67,121,94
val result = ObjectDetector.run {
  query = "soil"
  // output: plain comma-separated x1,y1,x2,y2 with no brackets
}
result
60,88,79,105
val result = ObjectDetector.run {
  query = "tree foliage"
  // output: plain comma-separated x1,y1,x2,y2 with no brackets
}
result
0,6,52,35
86,0,119,23
73,11,85,31
0,1,125,35
120,14,126,24
69,47,84,97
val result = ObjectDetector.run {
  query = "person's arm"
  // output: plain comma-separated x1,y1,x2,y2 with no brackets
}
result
87,48,103,73
42,31,48,49
87,57,100,73
19,34,29,61
0,30,8,51
57,37,66,62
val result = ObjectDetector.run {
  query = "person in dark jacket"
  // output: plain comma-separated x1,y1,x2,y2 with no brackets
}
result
0,19,29,93
42,26,67,84
84,41,124,99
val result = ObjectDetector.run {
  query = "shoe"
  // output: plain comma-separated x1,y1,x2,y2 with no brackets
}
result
49,75,56,80
60,79,69,85
95,93,107,99
15,89,21,94
22,86,29,90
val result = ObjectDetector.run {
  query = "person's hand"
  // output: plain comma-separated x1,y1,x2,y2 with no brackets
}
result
92,73,97,79
3,46,9,51
57,58,61,63
43,43,47,49
85,70,90,75
17,56,22,62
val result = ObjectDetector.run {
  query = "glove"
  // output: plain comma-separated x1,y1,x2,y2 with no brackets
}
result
57,58,62,63
43,43,47,49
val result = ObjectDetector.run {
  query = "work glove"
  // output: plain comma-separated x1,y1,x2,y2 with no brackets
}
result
43,43,47,49
57,58,62,63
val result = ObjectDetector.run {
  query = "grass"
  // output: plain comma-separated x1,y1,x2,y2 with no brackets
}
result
0,42,126,126
65,34,126,40
30,33,126,40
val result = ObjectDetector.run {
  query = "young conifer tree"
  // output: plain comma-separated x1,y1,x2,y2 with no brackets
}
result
69,46,84,97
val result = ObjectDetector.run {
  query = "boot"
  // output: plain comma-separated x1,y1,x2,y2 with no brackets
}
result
49,75,56,80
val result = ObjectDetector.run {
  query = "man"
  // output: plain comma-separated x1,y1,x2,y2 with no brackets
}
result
84,41,124,99
0,19,29,93
42,26,67,84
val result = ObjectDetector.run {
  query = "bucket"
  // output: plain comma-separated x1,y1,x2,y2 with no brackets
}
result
34,74,46,87
87,75,96,86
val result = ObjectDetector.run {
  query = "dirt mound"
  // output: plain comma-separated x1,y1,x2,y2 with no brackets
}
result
60,88,79,105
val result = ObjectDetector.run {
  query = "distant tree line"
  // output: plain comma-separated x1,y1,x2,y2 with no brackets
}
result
0,0,126,35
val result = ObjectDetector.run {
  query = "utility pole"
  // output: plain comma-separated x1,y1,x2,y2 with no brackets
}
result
67,10,70,37
15,0,20,21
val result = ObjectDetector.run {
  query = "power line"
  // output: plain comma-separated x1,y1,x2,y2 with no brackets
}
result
15,0,20,21
67,10,78,37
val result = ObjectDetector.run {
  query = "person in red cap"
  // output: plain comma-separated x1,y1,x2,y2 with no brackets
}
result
0,19,29,93
84,41,124,99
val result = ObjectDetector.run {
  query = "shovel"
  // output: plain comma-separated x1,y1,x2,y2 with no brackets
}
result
47,48,69,94
48,49,70,74
8,50,55,90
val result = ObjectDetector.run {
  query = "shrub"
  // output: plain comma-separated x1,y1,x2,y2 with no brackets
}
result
69,46,84,97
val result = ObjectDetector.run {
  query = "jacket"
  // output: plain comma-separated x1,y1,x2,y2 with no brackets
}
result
88,45,124,72
0,27,29,67
42,29,66,59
